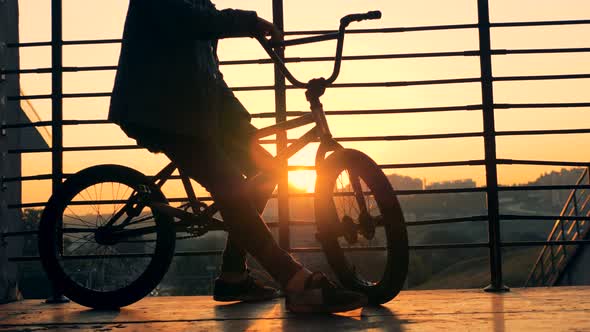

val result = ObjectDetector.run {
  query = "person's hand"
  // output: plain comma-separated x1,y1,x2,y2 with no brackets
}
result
255,17,283,43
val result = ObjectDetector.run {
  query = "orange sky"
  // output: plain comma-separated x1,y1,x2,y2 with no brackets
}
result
15,0,590,204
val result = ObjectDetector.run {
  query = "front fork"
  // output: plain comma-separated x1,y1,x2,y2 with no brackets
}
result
308,86,375,242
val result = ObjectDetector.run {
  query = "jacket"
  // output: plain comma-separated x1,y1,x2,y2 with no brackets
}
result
108,0,258,139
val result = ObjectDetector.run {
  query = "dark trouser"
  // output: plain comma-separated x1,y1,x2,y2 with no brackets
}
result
144,90,302,287
160,128,302,286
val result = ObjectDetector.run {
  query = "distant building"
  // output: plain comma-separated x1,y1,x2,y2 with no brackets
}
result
425,179,477,190
387,174,424,190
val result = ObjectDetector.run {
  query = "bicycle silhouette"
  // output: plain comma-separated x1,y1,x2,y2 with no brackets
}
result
38,11,409,309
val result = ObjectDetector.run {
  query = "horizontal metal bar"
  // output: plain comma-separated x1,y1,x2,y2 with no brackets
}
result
335,132,483,142
2,104,484,130
288,242,490,252
396,187,487,195
6,24,480,49
331,78,480,88
2,50,482,76
501,240,590,247
63,39,122,46
63,92,111,98
7,187,488,209
500,215,590,221
7,94,52,101
490,19,590,28
498,184,590,191
5,51,483,76
6,41,52,48
497,159,590,167
9,131,483,154
9,145,141,154
381,160,486,169
494,73,590,82
282,32,339,46
6,160,484,183
8,148,52,154
8,77,481,101
7,240,590,261
494,47,590,55
7,202,46,209
10,103,584,120
10,77,482,100
495,102,590,109
2,174,53,183
286,24,479,36
2,119,111,129
224,50,480,66
496,128,590,136
7,20,588,50
6,48,589,69
0,215,490,240
1,230,38,237
8,243,491,262
407,215,489,226
410,242,489,250
4,105,483,129
8,250,226,262
289,159,486,171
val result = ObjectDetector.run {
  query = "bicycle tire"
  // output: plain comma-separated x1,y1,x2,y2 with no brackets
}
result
38,165,176,309
315,149,408,304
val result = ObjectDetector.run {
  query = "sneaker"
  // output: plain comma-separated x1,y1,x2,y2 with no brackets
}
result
285,272,368,313
213,274,281,302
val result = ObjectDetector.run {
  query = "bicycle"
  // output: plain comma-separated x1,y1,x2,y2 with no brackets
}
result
38,10,409,309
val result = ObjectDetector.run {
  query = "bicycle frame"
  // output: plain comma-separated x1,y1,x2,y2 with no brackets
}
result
106,11,383,238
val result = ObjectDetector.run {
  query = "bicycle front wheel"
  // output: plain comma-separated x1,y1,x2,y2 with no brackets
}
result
38,165,176,309
315,149,408,304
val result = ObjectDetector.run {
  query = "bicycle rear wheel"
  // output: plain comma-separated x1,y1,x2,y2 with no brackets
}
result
38,165,176,309
315,149,408,304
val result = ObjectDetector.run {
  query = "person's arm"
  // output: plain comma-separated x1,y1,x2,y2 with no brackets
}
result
148,0,279,40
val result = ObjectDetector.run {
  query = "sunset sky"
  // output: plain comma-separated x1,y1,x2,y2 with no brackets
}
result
15,0,590,204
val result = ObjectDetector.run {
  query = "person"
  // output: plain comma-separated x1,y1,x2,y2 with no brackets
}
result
109,0,367,313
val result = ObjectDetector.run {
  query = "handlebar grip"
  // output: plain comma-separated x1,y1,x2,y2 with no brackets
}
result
364,11,382,20
341,10,382,25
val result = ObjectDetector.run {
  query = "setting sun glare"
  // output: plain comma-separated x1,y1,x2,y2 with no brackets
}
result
289,171,317,193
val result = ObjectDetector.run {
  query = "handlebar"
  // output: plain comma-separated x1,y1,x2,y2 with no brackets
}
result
255,10,382,89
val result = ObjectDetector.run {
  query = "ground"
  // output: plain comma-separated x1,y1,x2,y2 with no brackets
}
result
1,287,589,331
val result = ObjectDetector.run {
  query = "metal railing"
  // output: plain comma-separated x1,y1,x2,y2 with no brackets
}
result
525,168,590,286
1,0,590,293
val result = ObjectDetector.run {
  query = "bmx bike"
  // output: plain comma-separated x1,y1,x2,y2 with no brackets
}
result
38,10,409,309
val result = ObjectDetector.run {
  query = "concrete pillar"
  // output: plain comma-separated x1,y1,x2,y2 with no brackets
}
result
0,0,23,303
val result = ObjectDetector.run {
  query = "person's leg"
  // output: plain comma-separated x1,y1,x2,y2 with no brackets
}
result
215,90,278,277
162,139,303,287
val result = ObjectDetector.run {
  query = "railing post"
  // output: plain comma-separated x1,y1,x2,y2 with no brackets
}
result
478,0,509,293
272,0,290,251
46,0,68,304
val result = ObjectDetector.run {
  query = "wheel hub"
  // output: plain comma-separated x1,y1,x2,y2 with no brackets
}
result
94,227,118,245
358,212,376,240
342,215,358,244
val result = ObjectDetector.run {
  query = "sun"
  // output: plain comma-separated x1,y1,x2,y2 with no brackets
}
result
288,170,317,193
